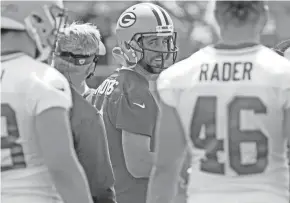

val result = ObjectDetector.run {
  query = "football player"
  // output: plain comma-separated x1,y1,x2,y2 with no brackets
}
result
1,1,93,203
272,39,290,186
146,1,290,203
52,22,116,203
85,3,178,203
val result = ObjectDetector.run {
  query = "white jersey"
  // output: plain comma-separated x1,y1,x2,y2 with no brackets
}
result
1,53,72,201
157,45,290,203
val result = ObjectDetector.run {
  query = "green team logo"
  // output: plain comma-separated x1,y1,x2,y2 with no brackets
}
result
119,12,136,28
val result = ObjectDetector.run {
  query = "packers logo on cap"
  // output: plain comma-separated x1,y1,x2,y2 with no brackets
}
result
55,51,97,66
78,59,86,65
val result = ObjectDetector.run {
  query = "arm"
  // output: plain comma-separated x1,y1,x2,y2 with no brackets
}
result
35,107,93,203
72,98,116,203
146,100,187,203
115,91,158,178
30,73,93,203
122,130,154,178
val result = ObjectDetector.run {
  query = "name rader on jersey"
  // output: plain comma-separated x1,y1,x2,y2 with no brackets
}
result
199,62,253,82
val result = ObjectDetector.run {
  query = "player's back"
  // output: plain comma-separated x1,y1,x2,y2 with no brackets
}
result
86,67,157,203
160,45,290,203
1,53,68,200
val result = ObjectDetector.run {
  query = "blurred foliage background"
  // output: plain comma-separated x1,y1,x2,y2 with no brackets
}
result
62,1,290,86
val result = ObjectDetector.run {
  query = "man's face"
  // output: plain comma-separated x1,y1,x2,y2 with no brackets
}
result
140,35,173,74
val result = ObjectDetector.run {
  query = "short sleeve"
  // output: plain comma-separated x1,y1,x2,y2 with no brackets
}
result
27,73,72,115
115,90,158,137
157,71,180,108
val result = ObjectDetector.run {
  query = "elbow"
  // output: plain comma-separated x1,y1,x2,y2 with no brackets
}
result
47,160,85,186
47,163,75,184
124,152,154,178
122,132,155,178
44,153,81,175
126,161,153,178
47,160,76,175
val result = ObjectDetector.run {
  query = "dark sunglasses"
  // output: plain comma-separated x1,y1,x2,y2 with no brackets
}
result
54,51,99,66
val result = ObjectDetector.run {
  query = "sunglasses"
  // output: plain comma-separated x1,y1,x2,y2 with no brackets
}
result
54,51,99,66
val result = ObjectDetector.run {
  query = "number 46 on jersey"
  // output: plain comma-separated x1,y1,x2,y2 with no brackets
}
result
190,96,268,176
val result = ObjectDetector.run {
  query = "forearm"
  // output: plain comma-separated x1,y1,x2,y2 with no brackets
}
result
125,149,154,176
146,165,180,203
49,163,93,203
46,133,94,203
122,131,154,178
35,108,93,203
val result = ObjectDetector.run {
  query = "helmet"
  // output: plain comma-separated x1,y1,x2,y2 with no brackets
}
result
1,0,68,61
115,3,178,72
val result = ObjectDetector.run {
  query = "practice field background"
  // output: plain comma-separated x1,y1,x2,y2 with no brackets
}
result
62,1,290,86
